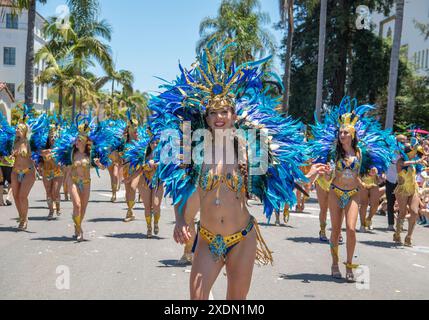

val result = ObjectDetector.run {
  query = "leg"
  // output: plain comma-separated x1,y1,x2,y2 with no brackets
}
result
328,190,344,278
43,178,55,219
404,193,421,247
141,183,153,238
52,177,63,215
359,189,369,231
344,195,360,282
79,184,91,241
124,175,139,222
225,229,257,300
151,184,164,235
394,194,409,244
316,184,329,242
386,182,396,228
17,170,36,230
367,186,381,229
190,238,224,300
69,182,82,240
11,172,22,221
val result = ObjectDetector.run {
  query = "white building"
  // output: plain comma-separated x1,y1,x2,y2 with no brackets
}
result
371,0,429,76
0,0,52,120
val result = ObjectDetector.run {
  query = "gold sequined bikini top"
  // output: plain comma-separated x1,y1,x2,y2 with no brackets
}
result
199,168,246,193
72,158,91,169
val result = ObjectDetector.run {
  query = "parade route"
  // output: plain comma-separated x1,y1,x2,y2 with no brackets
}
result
1,171,428,300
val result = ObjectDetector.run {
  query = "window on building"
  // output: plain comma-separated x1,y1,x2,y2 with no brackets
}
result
6,83,15,98
6,14,18,29
3,47,16,65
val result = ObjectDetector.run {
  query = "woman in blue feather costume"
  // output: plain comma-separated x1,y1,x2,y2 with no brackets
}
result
309,96,396,283
123,125,164,238
53,113,109,242
37,114,65,220
148,41,321,300
120,112,148,223
97,117,127,203
0,105,48,231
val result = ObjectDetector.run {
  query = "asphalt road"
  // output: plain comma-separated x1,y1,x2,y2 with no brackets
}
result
1,170,428,300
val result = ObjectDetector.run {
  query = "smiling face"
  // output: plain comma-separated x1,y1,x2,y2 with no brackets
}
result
16,124,27,139
205,106,236,130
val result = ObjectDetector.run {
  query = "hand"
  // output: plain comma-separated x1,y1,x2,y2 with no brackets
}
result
173,218,192,245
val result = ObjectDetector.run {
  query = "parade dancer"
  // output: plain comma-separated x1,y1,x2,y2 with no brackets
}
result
39,115,64,220
150,42,318,300
0,106,48,231
310,97,396,282
124,128,164,238
393,139,427,246
53,113,110,242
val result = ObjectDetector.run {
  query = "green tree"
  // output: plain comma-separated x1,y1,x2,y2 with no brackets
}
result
283,0,396,124
197,0,275,65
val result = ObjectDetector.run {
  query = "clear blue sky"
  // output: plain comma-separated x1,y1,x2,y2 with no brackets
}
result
38,0,283,94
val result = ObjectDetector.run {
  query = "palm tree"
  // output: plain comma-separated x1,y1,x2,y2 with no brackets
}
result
386,0,405,129
279,0,294,114
10,0,47,107
197,0,275,65
39,9,113,118
315,0,328,122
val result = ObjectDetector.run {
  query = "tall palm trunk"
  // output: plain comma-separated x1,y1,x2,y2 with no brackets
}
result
25,0,36,107
282,0,294,114
386,0,405,129
315,0,327,121
58,85,64,115
72,88,76,120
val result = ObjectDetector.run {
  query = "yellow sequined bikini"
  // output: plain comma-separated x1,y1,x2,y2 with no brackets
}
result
42,153,63,181
331,156,361,209
71,158,91,192
13,150,34,183
195,167,273,264
395,165,418,197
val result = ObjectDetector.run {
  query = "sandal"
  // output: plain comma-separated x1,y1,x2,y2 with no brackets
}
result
344,263,359,283
331,265,342,279
404,236,412,247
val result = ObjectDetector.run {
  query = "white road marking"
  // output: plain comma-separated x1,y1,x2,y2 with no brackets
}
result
413,264,425,269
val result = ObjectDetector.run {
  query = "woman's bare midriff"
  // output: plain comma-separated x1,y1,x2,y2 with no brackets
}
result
198,185,250,236
332,172,360,190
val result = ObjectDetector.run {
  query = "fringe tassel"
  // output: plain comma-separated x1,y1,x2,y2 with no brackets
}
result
253,220,273,266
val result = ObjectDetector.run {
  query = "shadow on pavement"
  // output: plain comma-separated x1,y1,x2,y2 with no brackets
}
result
106,233,166,240
279,273,345,284
286,237,326,244
158,259,191,268
359,240,395,248
87,218,124,223
28,216,50,221
0,226,19,233
31,236,74,242
258,222,294,228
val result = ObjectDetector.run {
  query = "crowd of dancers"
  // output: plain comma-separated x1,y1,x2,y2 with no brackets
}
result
1,41,428,300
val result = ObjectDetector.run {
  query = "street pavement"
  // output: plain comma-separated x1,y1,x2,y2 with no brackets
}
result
0,170,428,300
